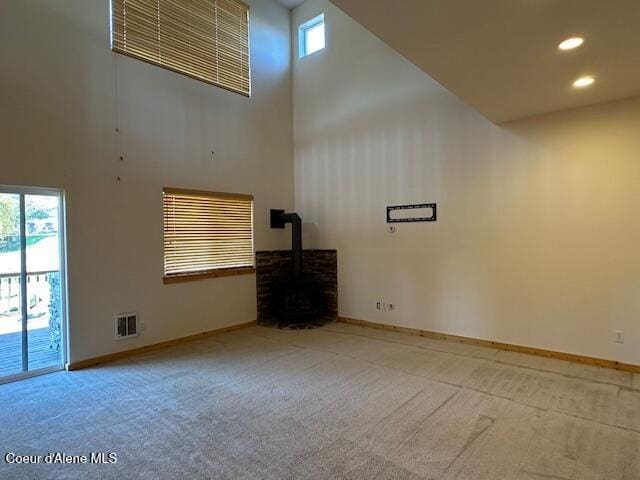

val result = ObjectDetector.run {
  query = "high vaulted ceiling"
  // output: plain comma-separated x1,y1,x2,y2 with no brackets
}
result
276,0,304,9
329,0,640,123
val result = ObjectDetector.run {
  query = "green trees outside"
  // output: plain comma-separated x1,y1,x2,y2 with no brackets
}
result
0,196,17,243
0,195,53,252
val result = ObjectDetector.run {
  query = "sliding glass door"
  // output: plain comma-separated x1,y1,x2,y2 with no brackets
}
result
0,186,66,383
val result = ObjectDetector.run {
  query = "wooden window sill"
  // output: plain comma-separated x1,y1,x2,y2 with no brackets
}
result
163,266,256,284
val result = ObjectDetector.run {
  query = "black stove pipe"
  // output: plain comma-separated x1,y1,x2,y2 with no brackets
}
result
270,210,302,278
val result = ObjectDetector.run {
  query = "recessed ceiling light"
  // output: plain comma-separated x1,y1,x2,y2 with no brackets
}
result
558,37,584,51
573,76,595,88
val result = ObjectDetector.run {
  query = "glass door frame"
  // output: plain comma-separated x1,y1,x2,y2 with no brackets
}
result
0,184,68,384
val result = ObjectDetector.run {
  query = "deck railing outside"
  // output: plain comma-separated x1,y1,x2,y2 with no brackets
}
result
0,269,60,347
0,269,62,375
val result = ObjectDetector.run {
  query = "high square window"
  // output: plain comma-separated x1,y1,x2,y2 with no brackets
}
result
298,14,325,58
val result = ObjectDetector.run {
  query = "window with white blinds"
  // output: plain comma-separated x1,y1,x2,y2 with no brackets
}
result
163,188,255,282
111,0,251,96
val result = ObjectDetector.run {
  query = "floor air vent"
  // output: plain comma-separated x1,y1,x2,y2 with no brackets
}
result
115,313,139,340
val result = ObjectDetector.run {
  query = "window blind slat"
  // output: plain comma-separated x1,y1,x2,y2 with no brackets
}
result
112,0,250,96
163,188,254,278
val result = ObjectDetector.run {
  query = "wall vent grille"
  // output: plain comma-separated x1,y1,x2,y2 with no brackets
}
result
115,313,139,340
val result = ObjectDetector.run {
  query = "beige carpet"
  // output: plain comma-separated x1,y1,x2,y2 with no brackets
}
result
1,322,639,479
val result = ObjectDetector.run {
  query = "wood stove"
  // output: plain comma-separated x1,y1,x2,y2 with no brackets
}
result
255,210,336,328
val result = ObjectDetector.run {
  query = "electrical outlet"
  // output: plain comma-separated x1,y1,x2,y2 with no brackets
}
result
614,330,624,344
376,301,381,310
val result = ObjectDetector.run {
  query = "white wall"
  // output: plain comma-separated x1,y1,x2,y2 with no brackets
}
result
0,0,294,363
293,0,640,364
